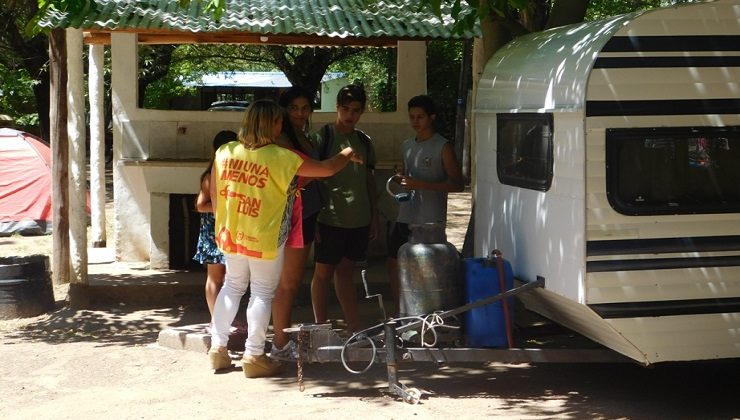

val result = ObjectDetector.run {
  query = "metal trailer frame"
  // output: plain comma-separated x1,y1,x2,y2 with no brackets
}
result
286,272,632,404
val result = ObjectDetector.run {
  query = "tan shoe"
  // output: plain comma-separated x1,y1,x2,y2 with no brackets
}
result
208,346,232,371
242,354,283,378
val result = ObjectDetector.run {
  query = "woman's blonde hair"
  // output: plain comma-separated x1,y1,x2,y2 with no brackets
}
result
238,99,283,148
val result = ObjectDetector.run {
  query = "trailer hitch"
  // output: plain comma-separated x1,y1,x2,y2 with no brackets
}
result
286,275,545,403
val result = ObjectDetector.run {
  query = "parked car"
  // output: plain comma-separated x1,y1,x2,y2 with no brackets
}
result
207,100,249,111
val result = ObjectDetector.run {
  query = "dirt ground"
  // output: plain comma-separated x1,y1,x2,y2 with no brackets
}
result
0,192,492,419
2,293,739,419
2,191,740,419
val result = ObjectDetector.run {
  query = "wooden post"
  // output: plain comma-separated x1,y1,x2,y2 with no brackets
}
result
49,28,70,286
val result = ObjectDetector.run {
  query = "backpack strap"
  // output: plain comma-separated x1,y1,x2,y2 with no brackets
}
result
355,129,370,144
320,125,372,168
354,129,373,170
320,124,333,160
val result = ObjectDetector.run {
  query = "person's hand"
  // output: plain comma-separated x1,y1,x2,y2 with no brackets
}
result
340,147,364,164
398,175,418,191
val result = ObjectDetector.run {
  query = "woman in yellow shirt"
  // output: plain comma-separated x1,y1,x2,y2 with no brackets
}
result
208,99,361,378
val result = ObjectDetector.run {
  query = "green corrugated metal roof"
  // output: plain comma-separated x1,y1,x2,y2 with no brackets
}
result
38,0,480,40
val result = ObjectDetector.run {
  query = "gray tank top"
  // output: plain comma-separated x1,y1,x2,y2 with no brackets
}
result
396,133,450,225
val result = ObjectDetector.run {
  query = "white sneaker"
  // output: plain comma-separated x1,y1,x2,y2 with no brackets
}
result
270,340,299,361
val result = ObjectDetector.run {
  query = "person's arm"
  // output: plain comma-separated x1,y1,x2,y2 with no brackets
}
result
196,177,213,213
209,165,218,213
399,143,464,192
296,147,362,178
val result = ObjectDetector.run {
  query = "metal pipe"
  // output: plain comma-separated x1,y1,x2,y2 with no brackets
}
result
385,321,399,388
493,250,514,348
395,276,544,334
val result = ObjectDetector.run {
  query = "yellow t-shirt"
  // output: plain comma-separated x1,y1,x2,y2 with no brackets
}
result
213,142,303,259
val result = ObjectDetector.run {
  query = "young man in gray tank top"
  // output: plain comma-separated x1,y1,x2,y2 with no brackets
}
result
386,95,464,313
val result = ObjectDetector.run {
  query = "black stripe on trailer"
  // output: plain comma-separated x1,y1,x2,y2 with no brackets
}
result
586,98,740,117
601,35,740,53
587,236,740,256
593,55,740,69
589,297,740,318
587,255,740,273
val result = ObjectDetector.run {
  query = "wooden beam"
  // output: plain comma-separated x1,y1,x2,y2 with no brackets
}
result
137,32,403,47
81,29,433,47
83,32,110,45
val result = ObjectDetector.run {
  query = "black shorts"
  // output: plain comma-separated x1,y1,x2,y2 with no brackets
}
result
302,212,318,246
387,222,410,258
314,223,370,264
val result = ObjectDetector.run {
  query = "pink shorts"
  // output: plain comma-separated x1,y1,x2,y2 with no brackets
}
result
285,193,303,248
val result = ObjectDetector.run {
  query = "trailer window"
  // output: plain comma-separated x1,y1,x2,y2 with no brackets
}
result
606,126,740,215
496,113,553,191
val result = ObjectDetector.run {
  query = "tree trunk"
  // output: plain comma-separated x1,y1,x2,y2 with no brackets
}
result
272,47,331,99
49,28,70,286
472,14,512,100
268,46,361,101
454,39,472,165
33,77,51,142
546,0,590,29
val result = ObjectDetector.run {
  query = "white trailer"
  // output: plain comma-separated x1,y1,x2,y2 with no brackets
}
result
474,0,740,364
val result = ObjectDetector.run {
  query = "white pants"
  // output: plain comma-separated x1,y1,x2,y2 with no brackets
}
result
211,248,284,355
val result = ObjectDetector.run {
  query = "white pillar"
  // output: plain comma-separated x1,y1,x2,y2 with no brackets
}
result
111,33,144,263
66,28,87,283
89,44,107,248
396,41,427,110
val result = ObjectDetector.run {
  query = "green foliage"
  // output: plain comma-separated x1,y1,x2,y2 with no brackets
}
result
585,0,665,21
177,0,225,20
172,44,276,76
324,39,464,137
328,48,397,112
26,0,96,36
418,0,686,33
426,40,464,140
417,0,530,33
35,0,96,14
0,63,39,132
143,79,197,110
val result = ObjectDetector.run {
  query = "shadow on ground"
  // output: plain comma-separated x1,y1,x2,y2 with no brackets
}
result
1,303,205,347
3,288,739,419
1,274,212,347
285,358,740,418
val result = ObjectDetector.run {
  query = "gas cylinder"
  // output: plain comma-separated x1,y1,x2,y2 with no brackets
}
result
398,223,462,317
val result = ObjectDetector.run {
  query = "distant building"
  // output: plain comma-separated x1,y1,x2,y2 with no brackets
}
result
175,71,348,111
